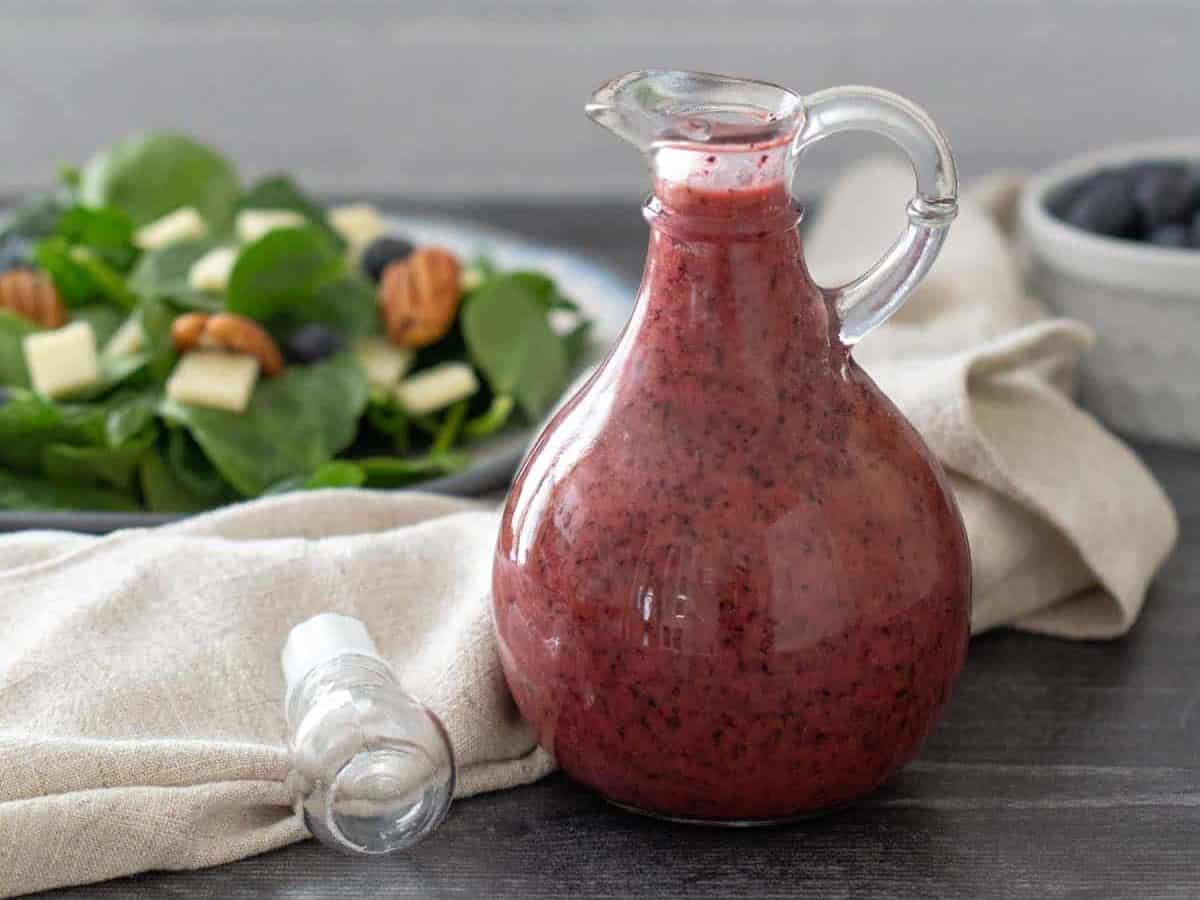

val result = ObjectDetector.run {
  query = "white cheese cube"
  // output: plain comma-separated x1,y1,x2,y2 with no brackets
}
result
23,321,102,399
187,246,238,293
166,351,260,414
354,337,414,389
104,316,145,358
134,207,207,250
236,208,308,243
328,203,389,261
395,362,480,416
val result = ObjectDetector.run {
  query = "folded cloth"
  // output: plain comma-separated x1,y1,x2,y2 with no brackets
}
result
0,164,1178,896
806,161,1176,636
0,493,555,897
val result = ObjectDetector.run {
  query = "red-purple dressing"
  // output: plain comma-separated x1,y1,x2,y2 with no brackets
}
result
493,170,970,821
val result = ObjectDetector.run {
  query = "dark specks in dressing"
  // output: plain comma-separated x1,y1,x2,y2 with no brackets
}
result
493,167,971,822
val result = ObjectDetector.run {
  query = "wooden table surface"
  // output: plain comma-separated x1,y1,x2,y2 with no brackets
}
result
44,202,1200,899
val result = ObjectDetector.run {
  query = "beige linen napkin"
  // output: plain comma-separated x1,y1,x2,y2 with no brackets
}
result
0,164,1178,896
0,493,555,897
806,161,1176,636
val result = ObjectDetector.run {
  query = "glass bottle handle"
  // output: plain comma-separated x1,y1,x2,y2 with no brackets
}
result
790,86,958,346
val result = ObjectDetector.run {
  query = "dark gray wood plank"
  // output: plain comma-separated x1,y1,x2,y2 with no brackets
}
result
35,206,1200,899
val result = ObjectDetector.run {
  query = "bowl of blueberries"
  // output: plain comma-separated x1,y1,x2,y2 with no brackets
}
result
1020,138,1200,446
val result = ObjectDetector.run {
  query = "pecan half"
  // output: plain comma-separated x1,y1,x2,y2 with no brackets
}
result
171,312,209,351
379,246,461,348
171,312,284,376
0,269,67,329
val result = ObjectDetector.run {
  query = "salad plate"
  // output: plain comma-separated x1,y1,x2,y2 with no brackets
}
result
0,211,632,534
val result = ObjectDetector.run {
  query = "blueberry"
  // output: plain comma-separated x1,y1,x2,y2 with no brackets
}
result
1132,165,1192,230
284,324,346,364
1147,223,1191,248
362,236,416,283
1062,170,1140,238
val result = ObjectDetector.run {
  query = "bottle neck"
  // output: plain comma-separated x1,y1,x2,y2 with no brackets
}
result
644,142,800,239
286,654,399,727
620,160,839,389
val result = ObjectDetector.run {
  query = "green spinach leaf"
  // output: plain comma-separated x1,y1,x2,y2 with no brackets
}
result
463,393,515,440
357,453,467,488
305,460,366,489
139,446,204,513
562,319,594,366
431,400,468,453
159,351,368,496
507,271,580,311
35,239,138,309
78,131,241,229
0,466,139,512
104,387,161,446
42,427,156,494
137,296,181,383
0,387,161,472
264,459,366,495
34,237,95,306
138,430,237,513
74,247,139,309
226,226,343,322
0,392,108,471
55,205,138,272
165,429,239,505
365,390,409,450
270,271,381,339
0,310,38,387
95,353,149,396
127,237,225,309
71,304,125,347
461,276,568,419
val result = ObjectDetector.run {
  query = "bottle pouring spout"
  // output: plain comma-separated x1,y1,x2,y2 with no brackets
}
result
586,69,804,155
588,70,808,231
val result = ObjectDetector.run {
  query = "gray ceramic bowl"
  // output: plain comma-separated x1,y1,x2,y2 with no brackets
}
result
1019,138,1200,446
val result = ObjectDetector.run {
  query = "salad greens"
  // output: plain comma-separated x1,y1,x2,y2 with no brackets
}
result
128,237,226,310
236,174,346,250
462,277,568,420
159,352,368,497
79,132,241,229
225,225,342,321
0,310,38,386
0,131,593,513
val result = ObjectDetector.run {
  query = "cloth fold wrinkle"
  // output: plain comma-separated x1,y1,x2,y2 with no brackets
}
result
0,160,1178,896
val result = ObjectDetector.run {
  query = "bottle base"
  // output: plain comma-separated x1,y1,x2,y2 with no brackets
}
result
605,797,848,827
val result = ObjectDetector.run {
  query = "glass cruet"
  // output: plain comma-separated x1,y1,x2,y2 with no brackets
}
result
493,70,971,823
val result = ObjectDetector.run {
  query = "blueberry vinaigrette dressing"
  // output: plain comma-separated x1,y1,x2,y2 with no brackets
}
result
493,71,970,823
